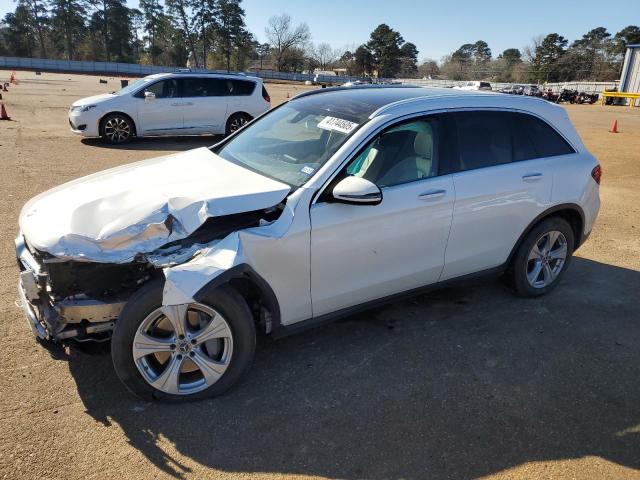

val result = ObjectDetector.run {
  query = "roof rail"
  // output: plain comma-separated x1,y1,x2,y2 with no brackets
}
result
172,69,248,77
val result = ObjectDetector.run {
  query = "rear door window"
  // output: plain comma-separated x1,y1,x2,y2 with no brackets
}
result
183,77,228,97
452,111,514,171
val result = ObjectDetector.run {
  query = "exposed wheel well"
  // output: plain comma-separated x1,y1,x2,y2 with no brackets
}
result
99,111,137,136
193,265,281,336
508,205,585,266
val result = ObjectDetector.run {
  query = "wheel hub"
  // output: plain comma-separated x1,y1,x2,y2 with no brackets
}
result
176,339,192,354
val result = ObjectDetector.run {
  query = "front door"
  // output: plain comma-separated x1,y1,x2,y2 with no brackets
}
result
137,78,184,135
310,116,455,317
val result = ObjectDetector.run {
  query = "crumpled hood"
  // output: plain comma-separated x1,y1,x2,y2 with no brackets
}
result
19,148,291,263
71,93,116,107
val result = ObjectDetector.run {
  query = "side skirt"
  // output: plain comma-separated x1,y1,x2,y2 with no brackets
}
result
271,264,506,339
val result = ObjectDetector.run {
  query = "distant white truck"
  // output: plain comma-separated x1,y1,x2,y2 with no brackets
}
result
454,81,492,91
313,70,337,86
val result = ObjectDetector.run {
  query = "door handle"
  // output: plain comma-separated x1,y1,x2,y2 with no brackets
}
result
522,173,543,182
418,189,447,200
171,102,191,106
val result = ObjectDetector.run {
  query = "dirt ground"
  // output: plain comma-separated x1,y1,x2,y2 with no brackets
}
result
0,70,639,480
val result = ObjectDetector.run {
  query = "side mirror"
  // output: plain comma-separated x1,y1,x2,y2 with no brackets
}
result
332,176,382,205
144,91,156,102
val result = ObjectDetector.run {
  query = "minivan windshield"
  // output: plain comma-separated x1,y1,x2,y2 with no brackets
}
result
217,104,361,187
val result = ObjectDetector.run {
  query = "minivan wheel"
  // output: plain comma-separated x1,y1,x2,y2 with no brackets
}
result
225,113,251,136
111,279,256,402
508,217,575,297
100,114,134,144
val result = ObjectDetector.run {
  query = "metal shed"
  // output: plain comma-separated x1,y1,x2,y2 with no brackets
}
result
619,44,640,106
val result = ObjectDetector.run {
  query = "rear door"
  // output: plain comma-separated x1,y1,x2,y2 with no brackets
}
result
440,110,556,280
181,77,229,134
137,78,184,135
226,78,258,117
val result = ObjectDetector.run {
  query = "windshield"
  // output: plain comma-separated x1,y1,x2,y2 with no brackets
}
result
114,78,148,96
217,103,361,187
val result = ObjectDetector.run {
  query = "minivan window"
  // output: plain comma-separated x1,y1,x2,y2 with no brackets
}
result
228,79,256,96
183,77,227,97
145,79,179,99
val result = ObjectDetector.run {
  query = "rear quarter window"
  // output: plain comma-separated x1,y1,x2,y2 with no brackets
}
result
518,114,575,157
228,79,256,96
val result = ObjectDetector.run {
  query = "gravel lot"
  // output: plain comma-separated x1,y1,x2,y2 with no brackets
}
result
0,71,639,480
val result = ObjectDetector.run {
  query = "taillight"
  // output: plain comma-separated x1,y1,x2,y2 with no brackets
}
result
591,165,602,184
262,86,270,103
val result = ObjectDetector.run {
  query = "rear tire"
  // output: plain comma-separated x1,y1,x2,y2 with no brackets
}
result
111,279,256,402
225,113,251,136
507,217,575,297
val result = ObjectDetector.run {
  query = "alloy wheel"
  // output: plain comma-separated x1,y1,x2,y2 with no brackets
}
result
229,116,248,133
526,230,568,288
104,116,131,143
133,303,233,395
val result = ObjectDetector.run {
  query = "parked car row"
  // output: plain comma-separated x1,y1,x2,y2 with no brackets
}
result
499,84,599,104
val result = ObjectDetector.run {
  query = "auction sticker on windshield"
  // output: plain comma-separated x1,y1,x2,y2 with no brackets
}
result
317,116,359,135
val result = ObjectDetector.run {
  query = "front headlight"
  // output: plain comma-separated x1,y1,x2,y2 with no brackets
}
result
71,105,97,113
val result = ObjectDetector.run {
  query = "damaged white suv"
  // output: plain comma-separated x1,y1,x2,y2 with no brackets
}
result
17,86,601,401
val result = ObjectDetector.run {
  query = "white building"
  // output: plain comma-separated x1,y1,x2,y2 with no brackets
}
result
619,43,640,106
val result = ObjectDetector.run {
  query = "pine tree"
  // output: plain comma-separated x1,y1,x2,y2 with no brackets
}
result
48,0,88,60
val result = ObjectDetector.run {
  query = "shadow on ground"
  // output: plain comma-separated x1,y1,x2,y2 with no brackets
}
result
57,258,639,479
81,135,223,152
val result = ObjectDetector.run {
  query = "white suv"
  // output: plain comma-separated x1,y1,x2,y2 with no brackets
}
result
18,86,600,401
68,71,271,144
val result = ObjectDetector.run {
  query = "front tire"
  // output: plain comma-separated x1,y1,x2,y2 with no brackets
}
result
508,217,575,297
111,279,256,402
100,113,134,144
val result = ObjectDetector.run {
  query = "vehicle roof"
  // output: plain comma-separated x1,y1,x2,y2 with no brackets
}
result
144,72,261,82
289,84,562,123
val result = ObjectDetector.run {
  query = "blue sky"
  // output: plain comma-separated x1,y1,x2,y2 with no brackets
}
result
2,0,636,61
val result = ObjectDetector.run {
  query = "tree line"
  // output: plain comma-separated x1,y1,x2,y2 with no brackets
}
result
0,0,420,77
0,2,638,83
430,26,640,83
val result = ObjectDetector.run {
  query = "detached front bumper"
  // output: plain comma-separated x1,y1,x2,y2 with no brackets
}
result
15,234,124,342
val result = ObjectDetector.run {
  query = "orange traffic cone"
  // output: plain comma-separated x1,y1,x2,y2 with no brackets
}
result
0,103,10,120
609,119,619,133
